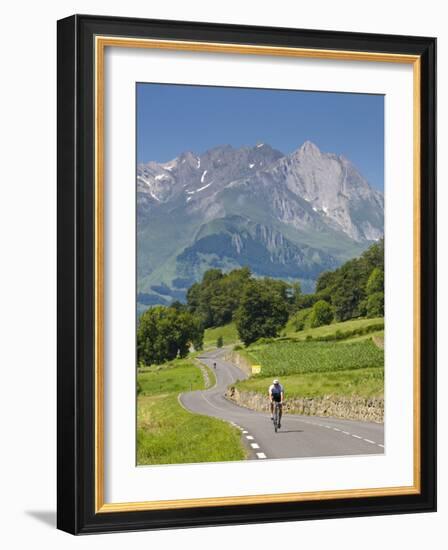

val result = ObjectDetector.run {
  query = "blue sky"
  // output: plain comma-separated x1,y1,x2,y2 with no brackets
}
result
137,83,384,191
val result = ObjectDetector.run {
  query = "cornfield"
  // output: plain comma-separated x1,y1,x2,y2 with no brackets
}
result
248,339,384,377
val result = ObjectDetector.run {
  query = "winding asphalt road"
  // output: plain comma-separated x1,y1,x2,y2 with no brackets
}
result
180,348,384,460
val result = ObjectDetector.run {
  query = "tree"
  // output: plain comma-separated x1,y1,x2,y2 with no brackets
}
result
170,300,187,312
367,291,384,317
315,270,337,293
186,267,252,328
365,266,384,318
309,300,334,328
361,239,384,272
294,292,319,311
366,267,384,295
235,280,289,346
216,335,223,348
331,273,365,321
137,306,204,365
311,241,384,323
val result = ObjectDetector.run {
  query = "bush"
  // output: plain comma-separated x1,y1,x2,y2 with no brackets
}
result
309,300,334,328
216,335,223,348
290,307,312,331
367,292,384,317
233,344,243,351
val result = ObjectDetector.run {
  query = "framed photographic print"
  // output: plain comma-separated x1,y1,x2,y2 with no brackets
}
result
57,14,436,534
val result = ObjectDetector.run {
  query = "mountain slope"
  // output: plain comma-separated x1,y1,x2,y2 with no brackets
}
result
136,141,383,308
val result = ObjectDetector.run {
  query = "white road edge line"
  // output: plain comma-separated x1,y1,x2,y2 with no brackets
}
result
342,431,350,435
256,452,267,459
352,434,362,439
364,439,376,444
250,443,260,449
246,435,254,440
378,444,384,448
200,392,228,412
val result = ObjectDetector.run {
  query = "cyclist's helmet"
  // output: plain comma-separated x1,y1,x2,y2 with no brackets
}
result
273,379,279,385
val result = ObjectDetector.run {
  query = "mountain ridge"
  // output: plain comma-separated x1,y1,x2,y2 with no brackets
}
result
137,141,383,311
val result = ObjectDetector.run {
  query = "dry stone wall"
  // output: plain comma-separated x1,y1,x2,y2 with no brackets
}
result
226,388,384,423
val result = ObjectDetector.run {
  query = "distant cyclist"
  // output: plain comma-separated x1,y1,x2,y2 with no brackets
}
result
269,379,284,428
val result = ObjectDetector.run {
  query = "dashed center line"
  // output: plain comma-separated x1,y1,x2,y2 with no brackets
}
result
307,424,382,448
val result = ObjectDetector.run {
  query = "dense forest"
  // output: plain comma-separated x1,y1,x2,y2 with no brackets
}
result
137,240,384,364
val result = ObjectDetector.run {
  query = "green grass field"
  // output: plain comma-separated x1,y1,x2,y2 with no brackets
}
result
203,317,384,351
235,367,383,398
283,316,384,341
137,359,246,465
233,317,384,401
138,359,204,395
203,322,239,348
245,339,383,377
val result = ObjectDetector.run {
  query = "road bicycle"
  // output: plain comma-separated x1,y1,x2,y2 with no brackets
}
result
272,401,282,432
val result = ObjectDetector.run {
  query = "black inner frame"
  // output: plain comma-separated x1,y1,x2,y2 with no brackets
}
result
57,14,436,535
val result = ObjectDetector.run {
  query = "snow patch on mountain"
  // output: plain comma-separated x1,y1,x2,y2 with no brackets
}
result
137,140,383,243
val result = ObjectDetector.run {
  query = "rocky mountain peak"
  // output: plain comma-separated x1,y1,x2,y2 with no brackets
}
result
298,140,321,156
137,140,384,307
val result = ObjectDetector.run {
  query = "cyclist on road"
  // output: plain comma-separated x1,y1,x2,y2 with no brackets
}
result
269,379,284,428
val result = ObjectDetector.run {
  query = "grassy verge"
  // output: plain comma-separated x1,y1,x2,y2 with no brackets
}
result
201,362,217,388
137,359,245,465
235,367,383,399
138,359,204,395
